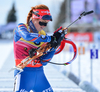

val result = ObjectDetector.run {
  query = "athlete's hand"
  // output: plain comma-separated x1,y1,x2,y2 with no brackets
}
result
49,27,67,49
49,36,57,48
28,49,36,58
53,27,67,47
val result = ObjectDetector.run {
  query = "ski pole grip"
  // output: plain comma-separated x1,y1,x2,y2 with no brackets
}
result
84,10,93,16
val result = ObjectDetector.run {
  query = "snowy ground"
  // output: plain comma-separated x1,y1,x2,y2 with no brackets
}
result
0,39,100,91
0,39,13,70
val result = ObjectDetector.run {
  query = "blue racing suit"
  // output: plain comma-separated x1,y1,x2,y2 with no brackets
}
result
13,20,55,92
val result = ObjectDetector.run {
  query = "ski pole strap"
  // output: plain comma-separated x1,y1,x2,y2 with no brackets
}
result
54,38,77,65
63,38,77,65
54,40,65,54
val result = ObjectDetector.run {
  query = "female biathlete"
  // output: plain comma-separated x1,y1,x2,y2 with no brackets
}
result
13,4,65,92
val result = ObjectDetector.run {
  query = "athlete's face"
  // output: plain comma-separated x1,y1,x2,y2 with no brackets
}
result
32,19,49,32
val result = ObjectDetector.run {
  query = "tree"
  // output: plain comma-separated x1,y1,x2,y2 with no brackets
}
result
7,2,17,23
54,0,66,30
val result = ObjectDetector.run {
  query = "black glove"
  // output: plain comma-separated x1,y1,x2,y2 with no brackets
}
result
49,27,67,49
53,29,65,46
28,49,36,58
49,36,58,48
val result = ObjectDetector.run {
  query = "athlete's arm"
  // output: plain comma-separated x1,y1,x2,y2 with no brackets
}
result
40,49,56,66
15,23,51,42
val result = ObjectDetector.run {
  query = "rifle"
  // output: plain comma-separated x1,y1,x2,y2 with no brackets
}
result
9,10,93,72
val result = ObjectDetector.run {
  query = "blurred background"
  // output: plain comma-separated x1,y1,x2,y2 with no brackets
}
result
0,0,100,37
0,0,100,92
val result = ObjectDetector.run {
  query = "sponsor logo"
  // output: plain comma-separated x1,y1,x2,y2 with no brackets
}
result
41,11,50,14
41,35,46,39
20,89,28,92
65,33,93,42
42,87,53,92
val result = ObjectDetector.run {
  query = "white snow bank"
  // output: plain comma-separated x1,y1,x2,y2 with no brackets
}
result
0,39,13,69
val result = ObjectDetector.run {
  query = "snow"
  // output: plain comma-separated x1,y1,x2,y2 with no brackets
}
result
0,39,100,91
0,39,13,69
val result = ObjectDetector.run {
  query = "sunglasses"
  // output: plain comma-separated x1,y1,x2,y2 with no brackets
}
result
41,15,52,21
39,21,48,26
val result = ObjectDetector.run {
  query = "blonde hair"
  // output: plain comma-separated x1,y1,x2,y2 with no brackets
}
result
26,4,49,26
